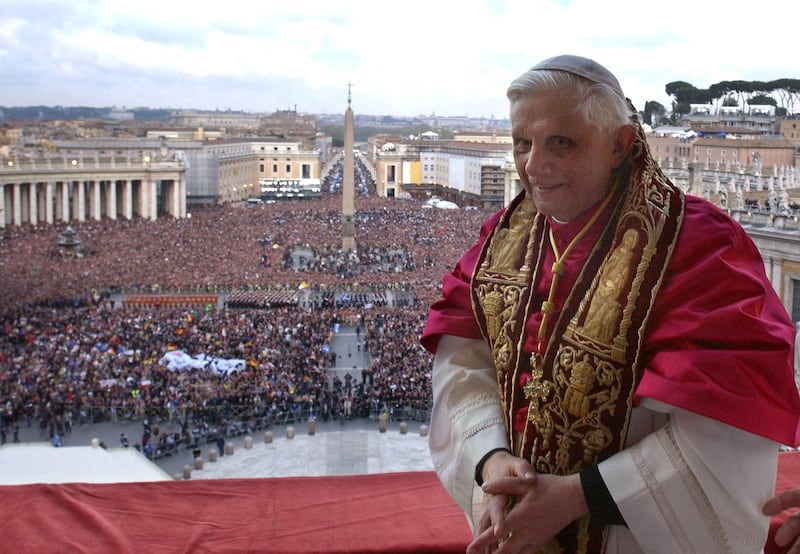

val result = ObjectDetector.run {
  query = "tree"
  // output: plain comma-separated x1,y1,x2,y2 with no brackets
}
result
768,78,800,112
749,94,777,107
665,81,713,116
643,101,666,126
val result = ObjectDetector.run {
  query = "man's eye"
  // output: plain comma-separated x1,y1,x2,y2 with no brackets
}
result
550,137,573,149
514,140,531,153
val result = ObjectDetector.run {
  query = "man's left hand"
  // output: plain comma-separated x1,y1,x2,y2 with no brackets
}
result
467,473,588,554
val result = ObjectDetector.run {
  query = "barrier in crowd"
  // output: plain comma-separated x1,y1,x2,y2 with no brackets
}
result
121,294,218,309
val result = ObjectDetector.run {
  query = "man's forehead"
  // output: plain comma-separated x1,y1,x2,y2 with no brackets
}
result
510,93,583,121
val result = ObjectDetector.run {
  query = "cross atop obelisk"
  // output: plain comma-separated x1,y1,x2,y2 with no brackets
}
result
342,83,356,252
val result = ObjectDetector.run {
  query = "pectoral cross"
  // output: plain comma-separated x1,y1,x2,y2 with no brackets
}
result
524,356,551,427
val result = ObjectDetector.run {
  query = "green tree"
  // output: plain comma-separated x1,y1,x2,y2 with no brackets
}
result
749,94,777,107
643,101,666,126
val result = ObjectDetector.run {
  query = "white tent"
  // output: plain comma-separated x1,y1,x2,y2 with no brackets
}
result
0,443,171,485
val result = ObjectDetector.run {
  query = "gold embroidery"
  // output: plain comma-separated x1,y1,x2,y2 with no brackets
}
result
581,228,639,344
534,345,626,474
483,286,506,340
477,283,523,374
562,359,594,417
487,199,537,274
582,427,613,464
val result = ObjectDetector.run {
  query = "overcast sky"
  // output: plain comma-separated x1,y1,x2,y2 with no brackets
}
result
0,0,796,118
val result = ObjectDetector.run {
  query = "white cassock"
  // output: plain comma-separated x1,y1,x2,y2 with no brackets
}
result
429,335,779,554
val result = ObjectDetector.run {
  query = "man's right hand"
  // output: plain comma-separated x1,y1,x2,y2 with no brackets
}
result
474,451,537,540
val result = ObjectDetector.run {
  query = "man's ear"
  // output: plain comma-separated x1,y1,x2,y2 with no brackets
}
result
611,125,636,168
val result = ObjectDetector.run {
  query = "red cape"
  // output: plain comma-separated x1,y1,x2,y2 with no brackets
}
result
422,196,800,445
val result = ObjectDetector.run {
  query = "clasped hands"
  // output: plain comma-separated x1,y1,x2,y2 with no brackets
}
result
467,451,588,554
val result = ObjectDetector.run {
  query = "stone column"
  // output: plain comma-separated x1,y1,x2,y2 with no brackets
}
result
13,183,21,226
142,177,158,220
45,182,54,224
0,183,6,229
75,181,86,222
0,183,5,228
179,173,187,218
107,180,117,220
769,257,783,298
91,181,103,221
169,179,181,218
60,182,70,223
28,182,38,225
151,178,159,220
123,180,133,220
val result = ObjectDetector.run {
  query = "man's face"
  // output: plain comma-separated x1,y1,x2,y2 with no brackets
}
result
511,91,629,222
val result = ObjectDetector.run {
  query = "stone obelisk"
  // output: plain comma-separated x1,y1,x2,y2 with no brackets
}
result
342,83,356,252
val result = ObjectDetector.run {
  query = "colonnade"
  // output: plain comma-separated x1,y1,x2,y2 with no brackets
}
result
0,159,186,227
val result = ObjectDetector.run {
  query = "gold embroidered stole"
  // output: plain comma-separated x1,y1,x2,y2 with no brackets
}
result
470,140,684,553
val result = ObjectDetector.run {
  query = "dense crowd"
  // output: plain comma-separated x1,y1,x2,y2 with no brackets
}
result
0,189,493,443
0,194,486,311
285,243,415,278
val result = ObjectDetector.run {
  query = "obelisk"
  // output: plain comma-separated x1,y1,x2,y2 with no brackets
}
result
342,83,356,252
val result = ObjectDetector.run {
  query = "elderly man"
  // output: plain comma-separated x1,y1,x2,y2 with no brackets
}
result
422,55,800,553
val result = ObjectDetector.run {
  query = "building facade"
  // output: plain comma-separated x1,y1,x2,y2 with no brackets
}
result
0,133,323,224
366,136,511,209
0,141,186,227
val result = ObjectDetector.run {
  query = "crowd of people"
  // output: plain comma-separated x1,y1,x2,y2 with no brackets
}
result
0,184,489,448
285,243,415,278
0,194,486,312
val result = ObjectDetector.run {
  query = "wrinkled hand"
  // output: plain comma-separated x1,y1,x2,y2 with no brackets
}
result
467,452,588,554
763,488,800,554
471,451,536,547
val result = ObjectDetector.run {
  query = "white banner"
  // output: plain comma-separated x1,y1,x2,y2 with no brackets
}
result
158,351,246,375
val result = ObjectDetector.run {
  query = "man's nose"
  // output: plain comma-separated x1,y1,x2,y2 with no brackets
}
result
524,146,546,179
